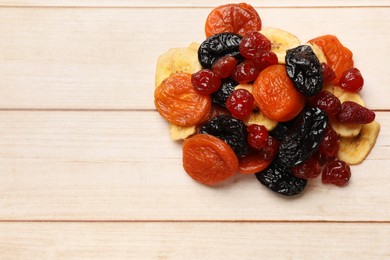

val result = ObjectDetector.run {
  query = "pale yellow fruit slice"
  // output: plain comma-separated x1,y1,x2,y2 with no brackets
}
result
169,124,197,141
338,121,380,165
260,27,301,64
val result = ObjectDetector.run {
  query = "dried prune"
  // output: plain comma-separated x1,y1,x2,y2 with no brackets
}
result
200,115,249,157
198,32,243,69
285,45,323,97
278,107,328,167
211,78,238,108
269,120,294,141
255,159,307,196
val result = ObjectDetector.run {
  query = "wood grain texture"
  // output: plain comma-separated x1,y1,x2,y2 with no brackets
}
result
0,111,388,221
0,0,389,7
0,7,389,109
1,222,389,259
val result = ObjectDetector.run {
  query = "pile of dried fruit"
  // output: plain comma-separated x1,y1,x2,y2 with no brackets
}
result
154,3,380,196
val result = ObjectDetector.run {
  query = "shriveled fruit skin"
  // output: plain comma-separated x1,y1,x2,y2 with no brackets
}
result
337,101,375,124
211,78,238,108
183,134,238,186
277,107,328,167
255,159,307,196
322,159,351,186
154,73,211,126
200,115,249,157
285,45,323,97
308,35,354,85
205,3,262,37
252,64,306,122
198,32,243,69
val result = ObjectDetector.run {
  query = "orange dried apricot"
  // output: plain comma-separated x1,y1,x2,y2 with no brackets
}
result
154,73,211,126
308,35,354,85
252,65,306,122
183,134,238,185
205,3,262,37
238,151,273,174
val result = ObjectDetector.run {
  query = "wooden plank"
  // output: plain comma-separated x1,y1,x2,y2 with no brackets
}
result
0,111,388,221
0,222,389,259
0,0,388,7
0,7,388,109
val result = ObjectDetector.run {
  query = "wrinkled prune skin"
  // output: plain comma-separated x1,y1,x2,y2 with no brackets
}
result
211,78,238,108
198,33,243,69
277,107,328,167
269,120,295,141
285,45,323,97
255,160,307,196
200,115,248,157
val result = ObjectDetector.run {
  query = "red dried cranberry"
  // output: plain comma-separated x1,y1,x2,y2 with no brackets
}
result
322,159,351,186
337,101,375,124
226,89,254,119
321,62,336,84
339,68,364,92
259,135,279,160
291,155,321,179
310,90,341,116
319,126,339,159
247,124,269,150
232,60,260,83
252,51,278,71
191,69,221,95
239,32,271,59
211,56,238,78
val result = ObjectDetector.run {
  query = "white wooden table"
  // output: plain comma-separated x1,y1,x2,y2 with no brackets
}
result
0,1,389,259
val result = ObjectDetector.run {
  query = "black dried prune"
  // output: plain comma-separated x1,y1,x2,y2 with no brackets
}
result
285,45,323,97
200,115,248,157
198,32,243,69
278,107,328,167
211,78,238,108
255,160,307,196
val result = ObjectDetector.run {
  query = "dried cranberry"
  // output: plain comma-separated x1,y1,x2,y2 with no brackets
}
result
339,68,364,92
247,124,269,150
232,60,260,83
321,62,336,84
322,159,351,186
252,51,278,71
239,31,271,59
259,135,279,160
319,126,339,159
337,101,375,124
191,69,221,95
291,154,321,179
212,56,238,78
310,90,341,116
226,89,254,119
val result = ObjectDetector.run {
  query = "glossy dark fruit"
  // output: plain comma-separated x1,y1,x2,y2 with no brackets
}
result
310,90,341,116
226,89,255,119
319,126,339,159
255,159,307,196
322,159,351,186
191,69,221,95
269,120,294,141
277,107,328,167
337,101,375,124
253,51,278,71
239,31,271,59
258,135,279,161
200,115,249,157
211,78,238,108
291,154,321,179
339,68,364,93
232,60,260,83
212,56,238,78
285,45,324,97
198,32,243,69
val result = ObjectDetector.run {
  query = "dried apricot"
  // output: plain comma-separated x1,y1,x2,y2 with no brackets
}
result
252,65,306,122
308,35,354,85
183,134,238,185
154,73,211,126
238,150,273,174
205,3,262,37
